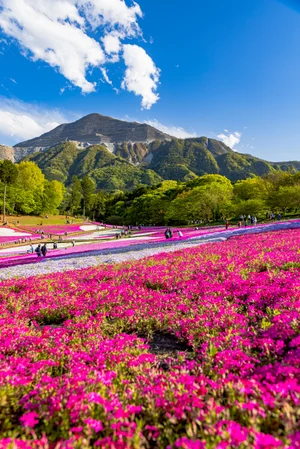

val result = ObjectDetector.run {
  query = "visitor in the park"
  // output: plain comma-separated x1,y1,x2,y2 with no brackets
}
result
225,220,229,230
244,217,248,227
178,230,183,237
35,244,42,257
71,240,75,247
165,228,173,239
28,245,34,254
41,244,47,257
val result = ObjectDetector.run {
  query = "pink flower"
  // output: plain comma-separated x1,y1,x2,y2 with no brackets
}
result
19,411,39,428
174,437,206,449
85,418,103,432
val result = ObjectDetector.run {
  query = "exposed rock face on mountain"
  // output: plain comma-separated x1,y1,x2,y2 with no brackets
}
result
0,145,15,162
14,113,171,160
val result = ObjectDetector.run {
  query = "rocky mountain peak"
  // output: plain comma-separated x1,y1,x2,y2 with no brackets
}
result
13,113,172,161
0,145,15,162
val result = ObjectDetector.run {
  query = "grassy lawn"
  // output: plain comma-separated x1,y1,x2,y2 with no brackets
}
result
6,215,86,227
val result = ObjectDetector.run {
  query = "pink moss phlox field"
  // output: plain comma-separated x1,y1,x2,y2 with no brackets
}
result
21,224,90,235
0,229,300,448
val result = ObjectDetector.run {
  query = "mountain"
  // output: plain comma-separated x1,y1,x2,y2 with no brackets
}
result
9,112,300,190
23,137,300,191
14,113,171,160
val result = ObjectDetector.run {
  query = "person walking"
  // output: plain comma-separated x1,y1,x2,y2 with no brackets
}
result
41,244,47,257
225,220,229,230
35,244,42,257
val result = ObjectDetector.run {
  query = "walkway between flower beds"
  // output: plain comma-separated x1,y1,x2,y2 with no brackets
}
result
1,220,300,280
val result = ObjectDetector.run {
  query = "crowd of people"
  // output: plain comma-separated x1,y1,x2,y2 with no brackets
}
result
238,215,258,227
29,243,48,257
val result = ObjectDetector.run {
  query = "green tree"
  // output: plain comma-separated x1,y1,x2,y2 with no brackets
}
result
43,180,64,214
91,191,106,221
69,176,83,215
187,181,233,221
267,185,300,214
17,161,46,214
0,160,18,222
81,176,96,217
233,198,267,217
18,161,45,192
233,177,269,201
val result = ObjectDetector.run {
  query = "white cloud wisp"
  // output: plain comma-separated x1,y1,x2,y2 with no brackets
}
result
0,0,160,108
145,119,197,139
217,130,242,149
0,98,69,143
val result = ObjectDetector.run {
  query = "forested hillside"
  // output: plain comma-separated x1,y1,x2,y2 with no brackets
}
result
26,142,162,190
24,138,300,189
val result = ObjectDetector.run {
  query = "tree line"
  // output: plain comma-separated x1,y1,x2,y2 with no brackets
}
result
67,171,300,225
1,158,300,225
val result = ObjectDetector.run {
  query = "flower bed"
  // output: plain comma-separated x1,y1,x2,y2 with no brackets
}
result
20,224,101,235
0,229,300,448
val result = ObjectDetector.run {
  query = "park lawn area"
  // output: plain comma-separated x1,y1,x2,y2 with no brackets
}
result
6,215,85,227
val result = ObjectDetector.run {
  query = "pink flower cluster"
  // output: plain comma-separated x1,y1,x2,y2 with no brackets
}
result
0,229,300,448
21,224,86,235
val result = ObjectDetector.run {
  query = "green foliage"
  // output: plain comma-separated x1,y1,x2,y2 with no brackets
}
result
0,160,19,221
69,176,83,214
0,160,64,217
27,143,162,190
0,160,18,185
81,176,96,216
90,163,162,191
27,142,79,183
42,180,64,214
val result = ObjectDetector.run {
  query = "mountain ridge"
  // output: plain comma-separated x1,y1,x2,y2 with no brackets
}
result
13,113,172,161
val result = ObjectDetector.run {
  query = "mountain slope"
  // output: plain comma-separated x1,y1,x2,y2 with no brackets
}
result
14,113,171,160
25,138,299,190
26,142,162,190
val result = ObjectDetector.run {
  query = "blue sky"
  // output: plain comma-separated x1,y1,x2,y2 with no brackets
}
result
0,0,299,162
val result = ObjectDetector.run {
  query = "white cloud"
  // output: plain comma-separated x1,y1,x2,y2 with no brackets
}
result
0,0,160,108
102,32,122,56
145,119,197,138
122,44,160,109
217,130,242,149
0,98,70,143
79,0,143,33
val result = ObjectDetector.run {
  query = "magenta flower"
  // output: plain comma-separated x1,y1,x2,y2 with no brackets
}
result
19,411,39,428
